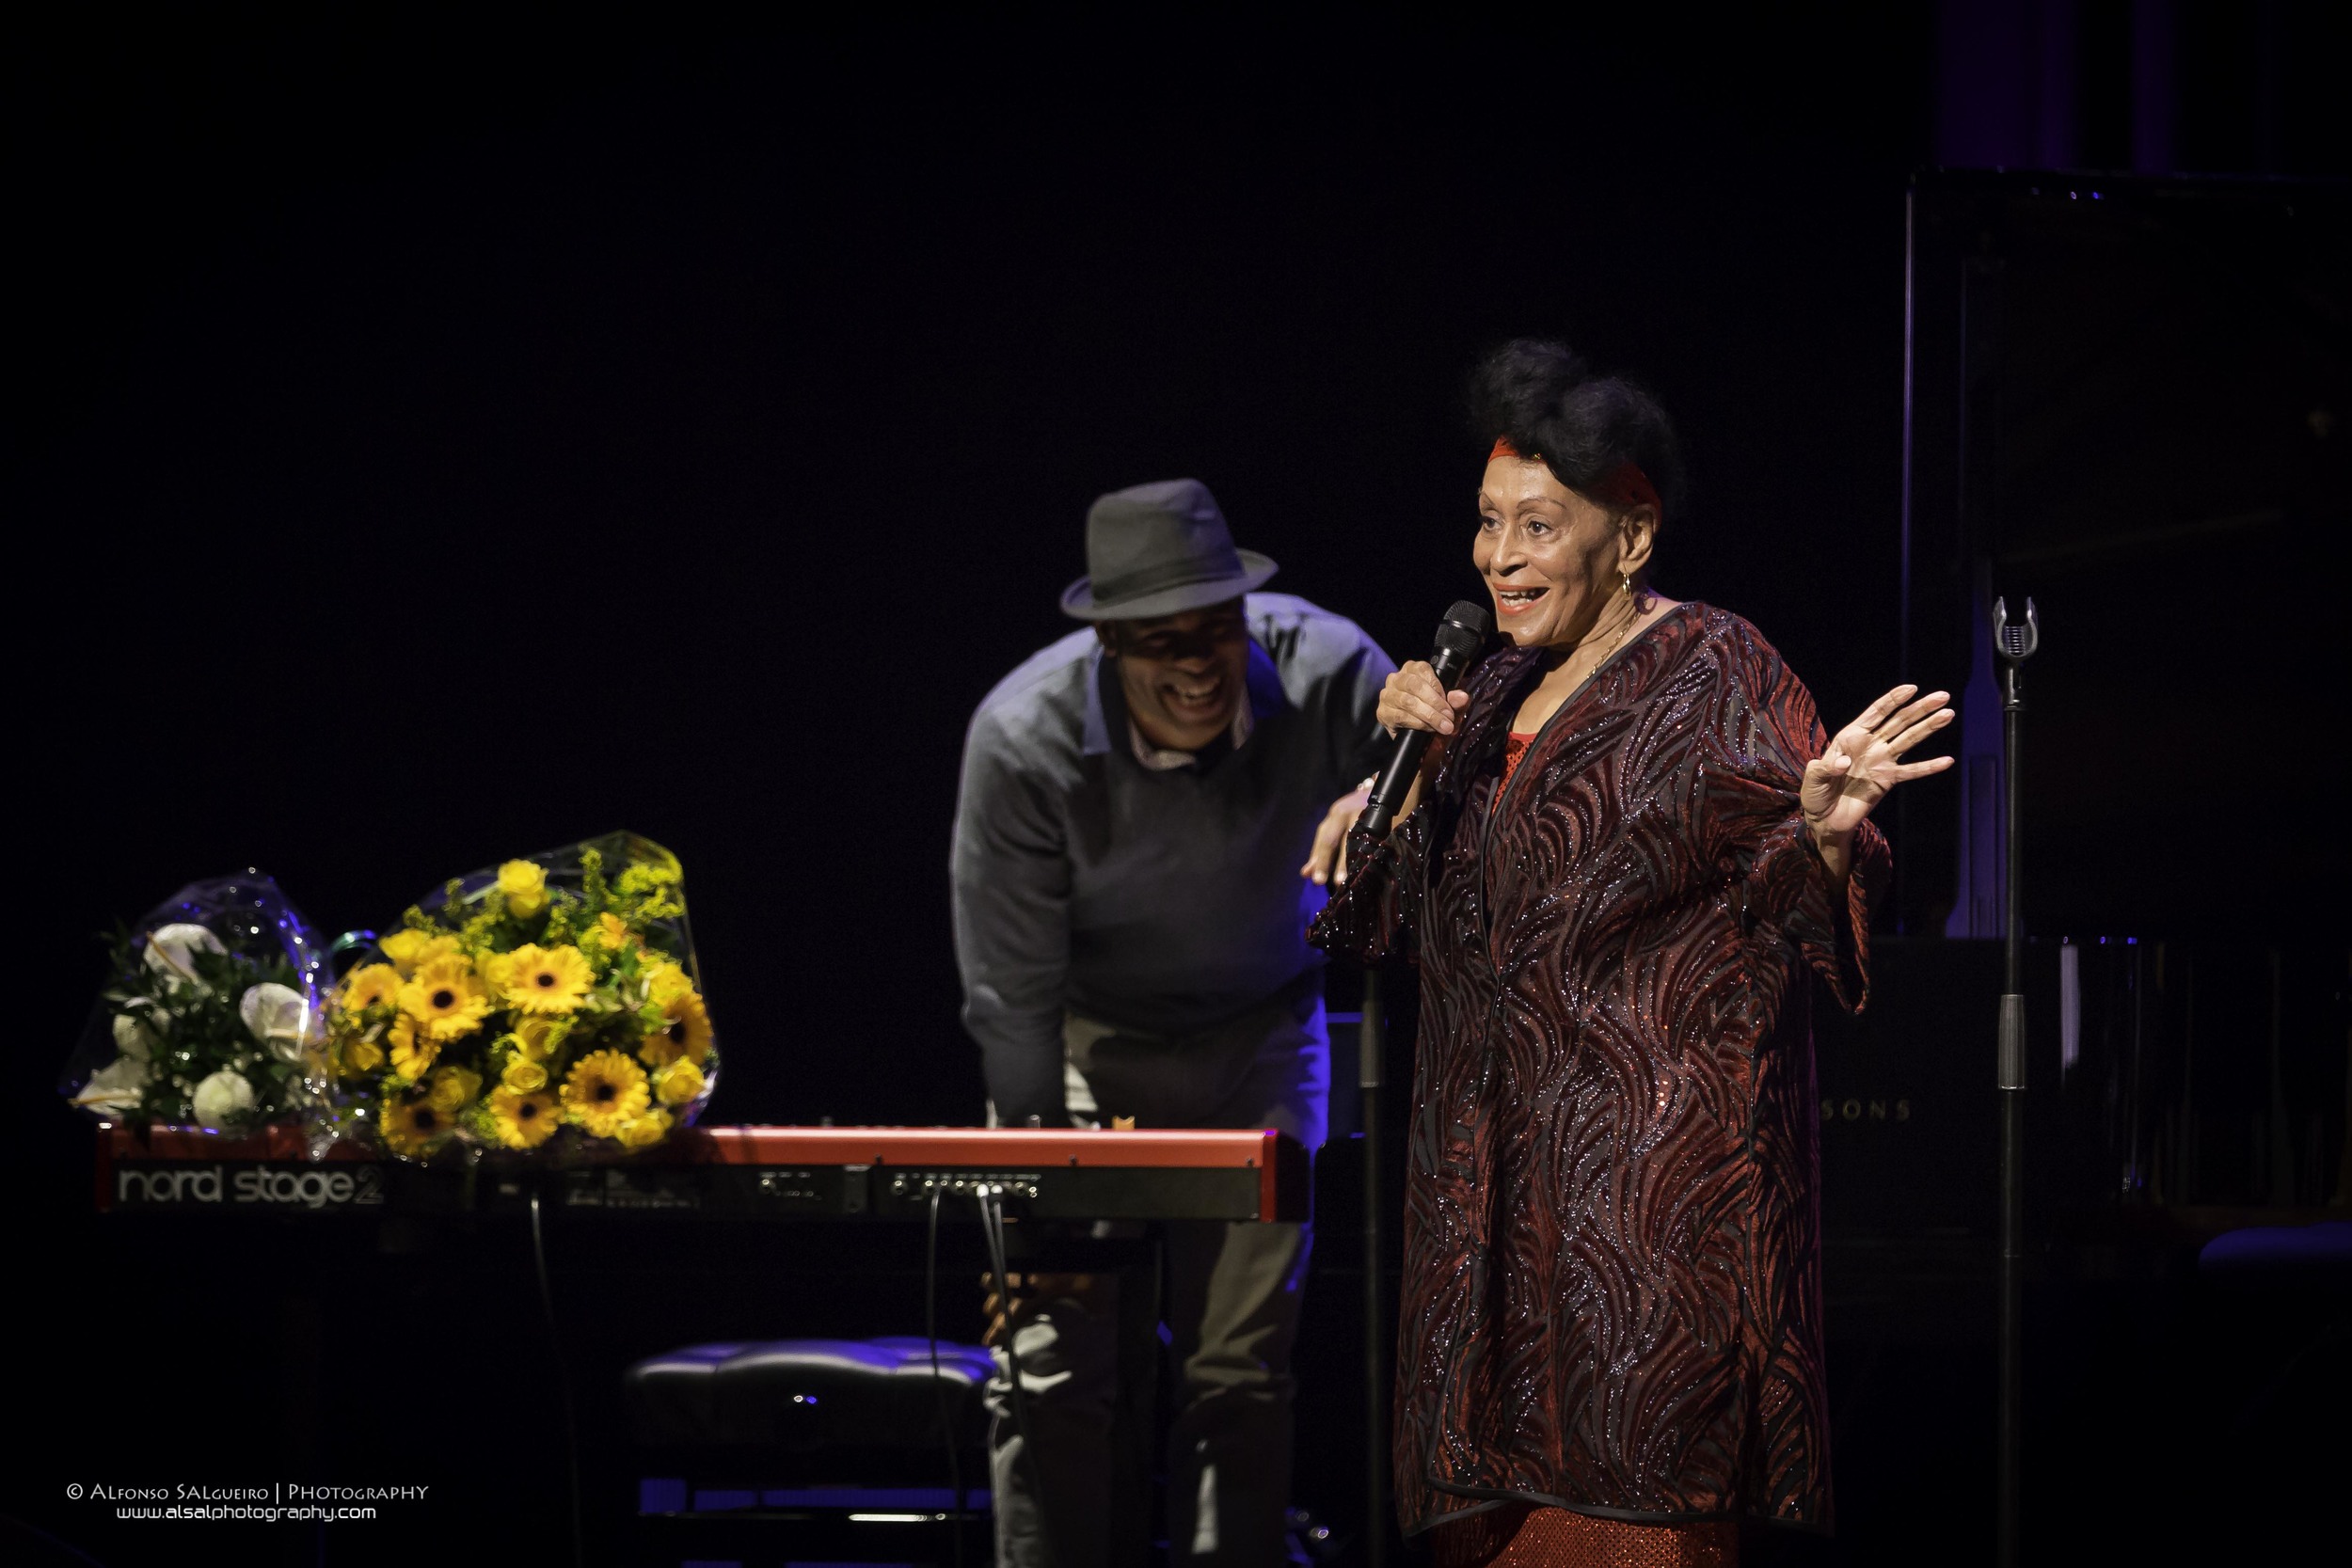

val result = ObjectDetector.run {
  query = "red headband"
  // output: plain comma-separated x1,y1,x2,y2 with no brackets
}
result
1487,437,1661,515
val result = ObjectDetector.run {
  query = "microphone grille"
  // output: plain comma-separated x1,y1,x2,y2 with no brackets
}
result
1436,599,1494,654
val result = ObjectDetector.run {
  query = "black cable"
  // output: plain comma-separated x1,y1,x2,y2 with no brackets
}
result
978,1188,1056,1568
529,1191,586,1568
927,1188,967,1568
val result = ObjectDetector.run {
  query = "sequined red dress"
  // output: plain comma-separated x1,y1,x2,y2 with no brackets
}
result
1311,603,1887,1540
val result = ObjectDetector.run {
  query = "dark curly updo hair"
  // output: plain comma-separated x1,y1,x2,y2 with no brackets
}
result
1469,339,1686,523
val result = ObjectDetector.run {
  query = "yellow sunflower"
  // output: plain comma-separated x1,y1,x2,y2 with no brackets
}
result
397,957,492,1043
340,1034,386,1078
426,1065,483,1115
617,1108,675,1149
502,943,596,1015
652,1056,706,1106
387,1015,438,1082
338,963,403,1013
381,1094,453,1155
562,1048,651,1138
379,930,458,978
501,1054,548,1093
488,1087,561,1149
639,988,713,1069
498,859,548,920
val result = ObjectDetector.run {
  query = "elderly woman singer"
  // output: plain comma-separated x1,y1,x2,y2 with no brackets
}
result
1304,341,1953,1568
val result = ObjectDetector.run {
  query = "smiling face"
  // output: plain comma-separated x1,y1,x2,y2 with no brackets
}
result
1100,599,1251,752
1475,455,1657,650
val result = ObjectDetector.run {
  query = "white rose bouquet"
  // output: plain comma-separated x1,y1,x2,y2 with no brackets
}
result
62,873,330,1132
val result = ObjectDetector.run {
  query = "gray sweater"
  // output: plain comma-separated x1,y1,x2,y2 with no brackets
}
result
950,593,1394,1124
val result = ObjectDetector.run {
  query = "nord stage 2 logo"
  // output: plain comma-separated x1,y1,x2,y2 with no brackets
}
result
114,1163,387,1211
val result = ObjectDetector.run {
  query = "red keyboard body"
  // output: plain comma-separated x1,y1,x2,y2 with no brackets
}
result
95,1124,1309,1224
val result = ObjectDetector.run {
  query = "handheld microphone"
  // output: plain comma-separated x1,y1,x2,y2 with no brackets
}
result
1357,599,1494,840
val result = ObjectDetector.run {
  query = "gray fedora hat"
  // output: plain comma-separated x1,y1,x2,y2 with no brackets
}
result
1058,478,1279,621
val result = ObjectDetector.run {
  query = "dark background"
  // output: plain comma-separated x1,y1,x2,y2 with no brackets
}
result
8,7,2347,1567
12,8,1958,1136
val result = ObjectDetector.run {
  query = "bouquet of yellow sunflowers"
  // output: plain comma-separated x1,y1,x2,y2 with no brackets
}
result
322,832,715,1158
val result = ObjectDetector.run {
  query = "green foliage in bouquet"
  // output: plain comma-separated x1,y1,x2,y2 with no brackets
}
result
323,836,715,1158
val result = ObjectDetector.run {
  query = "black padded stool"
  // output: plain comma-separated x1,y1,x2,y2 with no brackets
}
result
627,1336,993,1566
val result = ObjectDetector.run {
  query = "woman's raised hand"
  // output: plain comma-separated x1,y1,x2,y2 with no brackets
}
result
1802,684,1956,848
1378,661,1470,738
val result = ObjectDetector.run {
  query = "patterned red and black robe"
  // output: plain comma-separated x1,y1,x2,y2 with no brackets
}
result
1311,602,1887,1536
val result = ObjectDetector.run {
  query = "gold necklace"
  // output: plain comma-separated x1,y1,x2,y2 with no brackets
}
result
1524,593,1641,732
1571,594,1639,682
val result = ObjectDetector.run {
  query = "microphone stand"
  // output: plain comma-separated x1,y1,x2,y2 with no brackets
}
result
1993,595,2038,1568
1349,600,1486,1568
1359,969,1387,1568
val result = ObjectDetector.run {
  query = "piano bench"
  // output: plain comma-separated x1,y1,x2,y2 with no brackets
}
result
628,1337,995,1562
628,1336,993,1449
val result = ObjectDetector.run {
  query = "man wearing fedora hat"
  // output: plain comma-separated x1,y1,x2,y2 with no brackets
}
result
952,478,1393,1568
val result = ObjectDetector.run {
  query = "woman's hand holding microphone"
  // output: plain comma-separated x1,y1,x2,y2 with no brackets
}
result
1378,659,1473,743
1300,662,1471,888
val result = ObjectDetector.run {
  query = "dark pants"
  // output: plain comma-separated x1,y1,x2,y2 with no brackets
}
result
986,984,1327,1568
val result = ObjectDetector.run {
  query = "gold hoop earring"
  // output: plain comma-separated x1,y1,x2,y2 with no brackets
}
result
1621,572,1633,596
